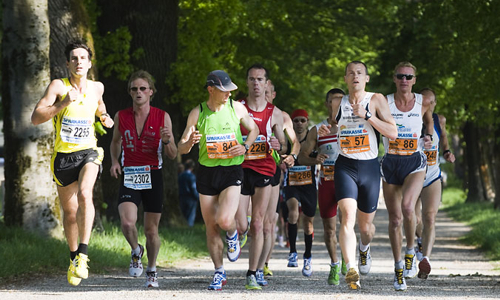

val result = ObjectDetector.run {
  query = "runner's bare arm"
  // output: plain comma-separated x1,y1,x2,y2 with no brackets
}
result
94,82,114,128
231,101,258,156
278,109,296,167
162,112,178,159
271,106,286,151
298,126,326,166
370,93,398,140
422,98,434,149
438,114,456,163
109,112,122,178
31,79,72,125
283,111,300,156
178,106,202,155
421,93,434,149
327,95,342,127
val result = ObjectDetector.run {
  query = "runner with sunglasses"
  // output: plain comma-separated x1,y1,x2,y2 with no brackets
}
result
110,70,177,288
381,62,434,291
282,109,318,277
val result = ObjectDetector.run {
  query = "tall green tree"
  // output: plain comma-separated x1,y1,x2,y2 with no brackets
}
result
169,0,396,121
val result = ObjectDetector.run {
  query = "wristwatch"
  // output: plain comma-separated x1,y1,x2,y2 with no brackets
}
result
291,154,298,161
364,111,372,121
244,143,250,153
425,133,433,141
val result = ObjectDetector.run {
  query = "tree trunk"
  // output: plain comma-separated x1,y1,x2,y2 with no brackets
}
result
478,133,495,202
96,0,183,226
48,0,97,80
450,133,465,183
48,0,105,230
463,121,486,203
2,0,62,237
493,127,500,209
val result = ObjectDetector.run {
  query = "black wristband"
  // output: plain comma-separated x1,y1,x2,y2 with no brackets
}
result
162,140,170,145
425,133,433,141
443,149,451,155
101,113,110,118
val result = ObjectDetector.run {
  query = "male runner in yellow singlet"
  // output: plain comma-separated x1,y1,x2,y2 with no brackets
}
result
31,41,114,286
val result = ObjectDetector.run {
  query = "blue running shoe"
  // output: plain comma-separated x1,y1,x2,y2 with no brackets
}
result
287,252,298,267
208,271,227,290
302,256,313,277
256,269,268,286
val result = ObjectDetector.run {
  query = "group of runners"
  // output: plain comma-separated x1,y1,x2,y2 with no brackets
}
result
31,40,455,291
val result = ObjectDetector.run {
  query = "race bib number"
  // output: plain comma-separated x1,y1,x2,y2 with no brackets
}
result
243,135,268,160
321,159,335,181
425,149,438,166
124,166,152,190
340,134,370,154
288,166,313,186
60,116,92,144
388,138,418,155
206,133,238,159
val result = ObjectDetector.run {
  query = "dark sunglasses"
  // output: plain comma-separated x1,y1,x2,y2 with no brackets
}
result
130,87,149,92
293,118,308,123
395,74,415,80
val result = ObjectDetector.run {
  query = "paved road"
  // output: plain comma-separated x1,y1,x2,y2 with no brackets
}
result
1,198,500,299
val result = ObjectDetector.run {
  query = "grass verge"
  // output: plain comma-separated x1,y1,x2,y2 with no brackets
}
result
0,221,208,280
442,187,500,261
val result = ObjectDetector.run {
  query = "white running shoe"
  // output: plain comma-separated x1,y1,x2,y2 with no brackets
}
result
404,252,418,279
394,268,407,291
145,271,159,288
129,244,144,277
278,235,285,248
358,246,372,275
226,232,241,262
418,257,431,279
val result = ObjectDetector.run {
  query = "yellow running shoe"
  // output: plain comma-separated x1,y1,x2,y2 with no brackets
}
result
263,264,273,276
67,259,82,286
345,267,360,290
74,253,89,279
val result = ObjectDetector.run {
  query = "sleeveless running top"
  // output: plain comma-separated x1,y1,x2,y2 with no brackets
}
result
423,113,442,170
240,99,276,177
316,119,339,180
53,78,98,153
197,99,244,167
119,106,165,168
336,93,378,160
383,93,424,156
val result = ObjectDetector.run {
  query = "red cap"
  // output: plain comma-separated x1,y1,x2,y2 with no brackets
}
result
291,109,309,120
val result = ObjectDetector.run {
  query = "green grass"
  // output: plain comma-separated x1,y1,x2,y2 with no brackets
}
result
442,187,500,261
0,221,208,280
